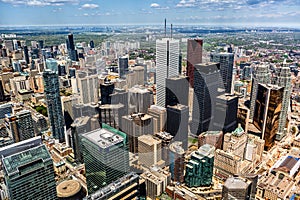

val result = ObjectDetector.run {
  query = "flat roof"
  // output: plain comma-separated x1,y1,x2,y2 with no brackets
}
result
82,128,124,149
57,180,82,198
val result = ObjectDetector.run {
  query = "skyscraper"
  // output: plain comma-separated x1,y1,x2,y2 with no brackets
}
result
80,125,129,194
210,52,234,93
185,144,215,187
43,69,65,142
118,56,129,78
272,66,292,135
156,38,179,107
0,137,57,200
66,33,78,61
100,81,114,105
148,105,167,133
165,76,189,107
166,104,189,150
191,62,221,135
187,38,203,88
138,134,163,167
169,141,185,183
46,58,58,72
128,86,152,113
250,65,270,119
253,84,284,150
15,110,35,141
23,45,29,64
76,70,99,104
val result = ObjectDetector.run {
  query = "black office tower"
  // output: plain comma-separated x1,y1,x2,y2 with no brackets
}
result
100,81,115,105
167,104,189,150
191,62,221,135
23,46,30,64
118,57,129,78
210,52,234,94
166,76,189,107
213,94,238,133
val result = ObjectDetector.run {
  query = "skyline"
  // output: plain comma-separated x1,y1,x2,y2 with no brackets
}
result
0,0,300,27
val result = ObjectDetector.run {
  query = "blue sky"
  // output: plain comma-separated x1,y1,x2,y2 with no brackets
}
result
0,0,299,27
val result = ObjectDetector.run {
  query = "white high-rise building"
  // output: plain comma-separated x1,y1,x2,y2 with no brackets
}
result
76,71,99,104
156,38,179,107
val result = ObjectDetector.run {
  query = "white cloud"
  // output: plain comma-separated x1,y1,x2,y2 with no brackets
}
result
1,0,80,6
81,3,99,9
150,3,160,8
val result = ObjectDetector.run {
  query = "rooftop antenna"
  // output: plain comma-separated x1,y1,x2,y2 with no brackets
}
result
171,24,173,39
164,18,167,37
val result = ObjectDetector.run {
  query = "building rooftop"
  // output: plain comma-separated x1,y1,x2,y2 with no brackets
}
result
167,104,188,111
72,116,90,127
224,177,250,189
232,124,245,137
271,155,300,177
82,128,125,149
217,93,238,101
57,180,82,198
169,142,185,155
1,144,51,176
149,105,166,112
138,134,161,145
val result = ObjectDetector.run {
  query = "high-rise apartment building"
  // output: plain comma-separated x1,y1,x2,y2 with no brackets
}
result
210,52,234,93
253,84,284,150
166,104,189,150
165,76,189,107
0,137,57,200
187,38,203,88
80,125,129,194
156,38,179,107
185,144,215,187
43,69,65,142
191,62,221,135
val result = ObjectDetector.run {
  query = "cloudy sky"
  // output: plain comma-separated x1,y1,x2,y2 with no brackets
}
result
0,0,299,27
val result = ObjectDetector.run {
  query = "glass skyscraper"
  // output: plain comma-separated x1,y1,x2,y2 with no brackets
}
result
0,137,57,200
80,124,129,195
43,69,65,142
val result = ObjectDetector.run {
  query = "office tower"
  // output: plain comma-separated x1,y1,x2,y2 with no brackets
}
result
130,66,145,86
0,137,57,200
111,88,128,114
250,65,270,119
46,58,58,72
85,172,145,200
70,116,91,163
15,110,35,141
32,113,48,136
223,124,247,159
69,68,76,78
245,135,264,162
179,51,182,74
156,38,180,107
253,84,284,150
100,81,114,105
0,81,5,102
210,52,234,93
23,45,29,64
66,34,78,61
187,38,203,88
191,62,221,135
148,105,167,133
272,66,292,135
118,56,129,78
154,132,173,165
100,104,125,130
4,114,19,142
198,131,223,149
38,40,44,49
58,64,66,76
213,94,238,133
169,141,185,183
121,113,153,153
185,144,214,187
166,104,189,150
128,86,152,113
80,126,129,194
76,71,99,104
89,40,95,48
165,76,189,107
43,69,65,142
222,176,253,200
140,167,170,200
138,134,164,167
